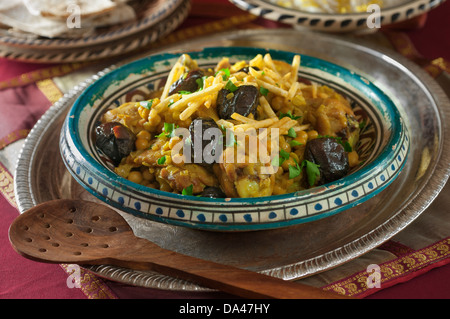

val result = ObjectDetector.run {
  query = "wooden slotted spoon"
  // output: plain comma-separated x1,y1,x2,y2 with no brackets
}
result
8,199,350,299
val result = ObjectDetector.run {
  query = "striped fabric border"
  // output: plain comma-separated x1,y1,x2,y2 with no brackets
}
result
0,62,90,91
0,161,16,209
36,79,65,104
322,238,450,298
0,129,30,151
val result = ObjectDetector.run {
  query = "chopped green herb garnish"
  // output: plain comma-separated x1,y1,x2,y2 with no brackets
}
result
289,140,303,147
178,90,192,95
287,127,297,138
302,160,321,186
164,122,175,134
259,86,269,96
157,156,166,165
139,100,153,110
156,122,177,138
288,163,301,179
343,141,353,152
288,159,320,185
271,156,280,167
279,149,290,160
273,149,292,167
278,149,290,166
182,184,194,196
196,77,206,91
216,68,231,81
225,132,238,147
224,80,238,92
278,111,301,120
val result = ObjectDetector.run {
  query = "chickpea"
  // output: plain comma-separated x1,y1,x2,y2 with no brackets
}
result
172,111,181,121
159,181,173,192
135,138,150,150
146,182,159,189
115,165,131,178
141,168,154,181
128,171,143,184
271,96,286,111
293,130,308,146
136,130,151,141
275,166,284,177
279,136,291,153
281,156,296,171
348,150,360,167
307,130,319,140
290,152,299,163
272,184,286,195
294,148,305,162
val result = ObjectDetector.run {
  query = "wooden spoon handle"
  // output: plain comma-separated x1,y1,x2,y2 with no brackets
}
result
105,251,350,299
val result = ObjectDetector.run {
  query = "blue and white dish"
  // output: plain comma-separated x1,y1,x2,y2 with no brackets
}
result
229,0,446,32
60,46,409,231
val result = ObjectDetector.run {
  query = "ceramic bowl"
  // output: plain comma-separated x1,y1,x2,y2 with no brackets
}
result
60,46,409,231
228,0,446,32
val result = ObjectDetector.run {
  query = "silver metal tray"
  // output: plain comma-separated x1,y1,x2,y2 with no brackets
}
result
14,29,450,291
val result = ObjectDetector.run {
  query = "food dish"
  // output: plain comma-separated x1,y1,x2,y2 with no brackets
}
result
95,52,366,199
228,0,447,32
60,46,408,231
15,29,449,288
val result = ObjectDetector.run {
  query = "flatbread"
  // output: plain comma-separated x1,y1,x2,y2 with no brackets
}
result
0,0,136,38
23,0,119,19
0,1,90,38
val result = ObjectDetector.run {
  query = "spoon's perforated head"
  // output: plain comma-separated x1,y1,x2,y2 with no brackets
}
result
9,199,135,263
8,201,351,299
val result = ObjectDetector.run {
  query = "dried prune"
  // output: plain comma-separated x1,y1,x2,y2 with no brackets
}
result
95,122,136,166
188,118,223,165
216,85,259,119
201,186,226,198
169,70,204,95
304,137,349,185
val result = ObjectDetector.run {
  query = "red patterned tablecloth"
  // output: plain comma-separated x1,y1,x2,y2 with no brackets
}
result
1,0,449,300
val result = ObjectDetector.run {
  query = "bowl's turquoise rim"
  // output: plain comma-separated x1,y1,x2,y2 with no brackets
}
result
66,46,405,208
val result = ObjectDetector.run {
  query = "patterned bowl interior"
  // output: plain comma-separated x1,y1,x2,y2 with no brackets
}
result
61,46,409,231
